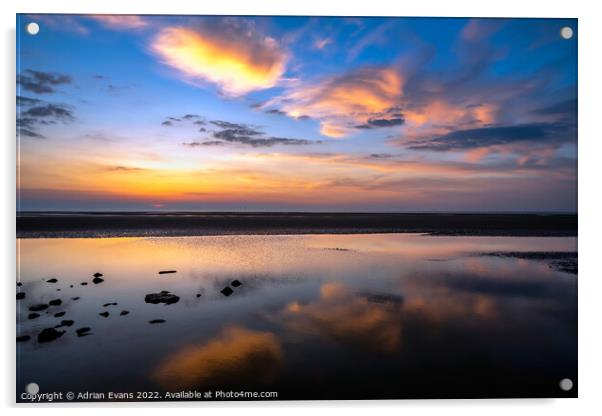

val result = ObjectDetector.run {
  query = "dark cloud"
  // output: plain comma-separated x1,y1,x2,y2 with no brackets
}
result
162,114,205,127
531,99,577,116
18,128,45,139
265,108,287,116
17,96,75,139
22,104,74,121
356,117,405,129
212,123,317,147
182,141,224,147
106,166,147,172
210,120,249,130
17,96,43,107
406,123,573,151
17,69,72,94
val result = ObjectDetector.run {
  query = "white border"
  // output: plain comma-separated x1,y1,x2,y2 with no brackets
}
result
3,1,601,414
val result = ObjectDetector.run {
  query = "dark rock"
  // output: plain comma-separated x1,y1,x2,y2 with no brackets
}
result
76,327,91,337
48,299,62,306
92,277,104,284
81,282,88,286
99,311,110,318
17,335,30,342
38,327,65,343
29,304,48,312
17,292,25,300
196,294,201,298
103,302,118,307
69,284,74,288
56,289,61,291
54,311,66,317
47,278,58,283
120,310,129,316
144,291,180,305
17,282,23,287
231,280,242,287
149,319,166,324
221,286,234,296
28,313,40,320
158,270,177,274
72,297,80,300
93,273,103,278
55,319,74,328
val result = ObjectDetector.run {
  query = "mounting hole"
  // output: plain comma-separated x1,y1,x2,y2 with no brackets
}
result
559,378,573,391
25,382,39,395
26,22,40,36
560,26,573,40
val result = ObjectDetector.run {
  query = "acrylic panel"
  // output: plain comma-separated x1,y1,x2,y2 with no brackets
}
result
16,14,577,402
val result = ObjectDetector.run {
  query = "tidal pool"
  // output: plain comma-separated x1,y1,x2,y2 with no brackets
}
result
16,234,577,400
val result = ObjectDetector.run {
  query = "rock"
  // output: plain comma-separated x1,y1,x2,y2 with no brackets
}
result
81,282,88,286
76,327,91,337
28,313,40,320
54,311,66,317
158,270,177,274
103,302,118,307
17,292,25,300
17,282,22,287
93,273,103,278
99,311,110,318
38,327,65,343
221,286,234,296
120,310,129,316
48,299,62,306
231,280,242,288
29,304,48,312
72,297,80,301
69,285,74,288
55,319,74,328
17,335,30,342
56,289,61,291
144,291,180,305
47,278,58,283
149,319,166,324
92,277,104,284
196,294,201,298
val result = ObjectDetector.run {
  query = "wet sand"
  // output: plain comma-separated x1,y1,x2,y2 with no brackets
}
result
17,212,577,238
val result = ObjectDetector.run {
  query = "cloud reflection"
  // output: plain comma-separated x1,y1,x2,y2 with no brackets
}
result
153,326,284,390
281,283,404,353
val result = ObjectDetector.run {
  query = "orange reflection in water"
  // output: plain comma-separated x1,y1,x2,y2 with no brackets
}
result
153,326,284,390
281,282,404,353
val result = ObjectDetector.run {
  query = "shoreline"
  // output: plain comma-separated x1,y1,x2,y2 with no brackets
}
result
17,212,577,239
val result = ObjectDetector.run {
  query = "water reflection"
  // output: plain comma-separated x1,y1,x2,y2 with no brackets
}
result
280,283,404,353
16,234,577,399
154,326,284,390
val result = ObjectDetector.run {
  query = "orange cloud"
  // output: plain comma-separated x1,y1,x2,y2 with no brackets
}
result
153,326,284,390
151,21,287,96
275,67,403,137
89,15,148,30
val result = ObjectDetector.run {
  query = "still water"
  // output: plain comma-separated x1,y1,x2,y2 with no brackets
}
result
16,234,577,400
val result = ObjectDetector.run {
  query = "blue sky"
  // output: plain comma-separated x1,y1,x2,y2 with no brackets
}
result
17,15,577,211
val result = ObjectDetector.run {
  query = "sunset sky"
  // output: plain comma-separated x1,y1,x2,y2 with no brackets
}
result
17,15,577,212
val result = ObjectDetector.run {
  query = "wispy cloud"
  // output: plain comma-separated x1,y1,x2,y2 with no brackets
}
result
88,15,149,30
18,69,72,94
